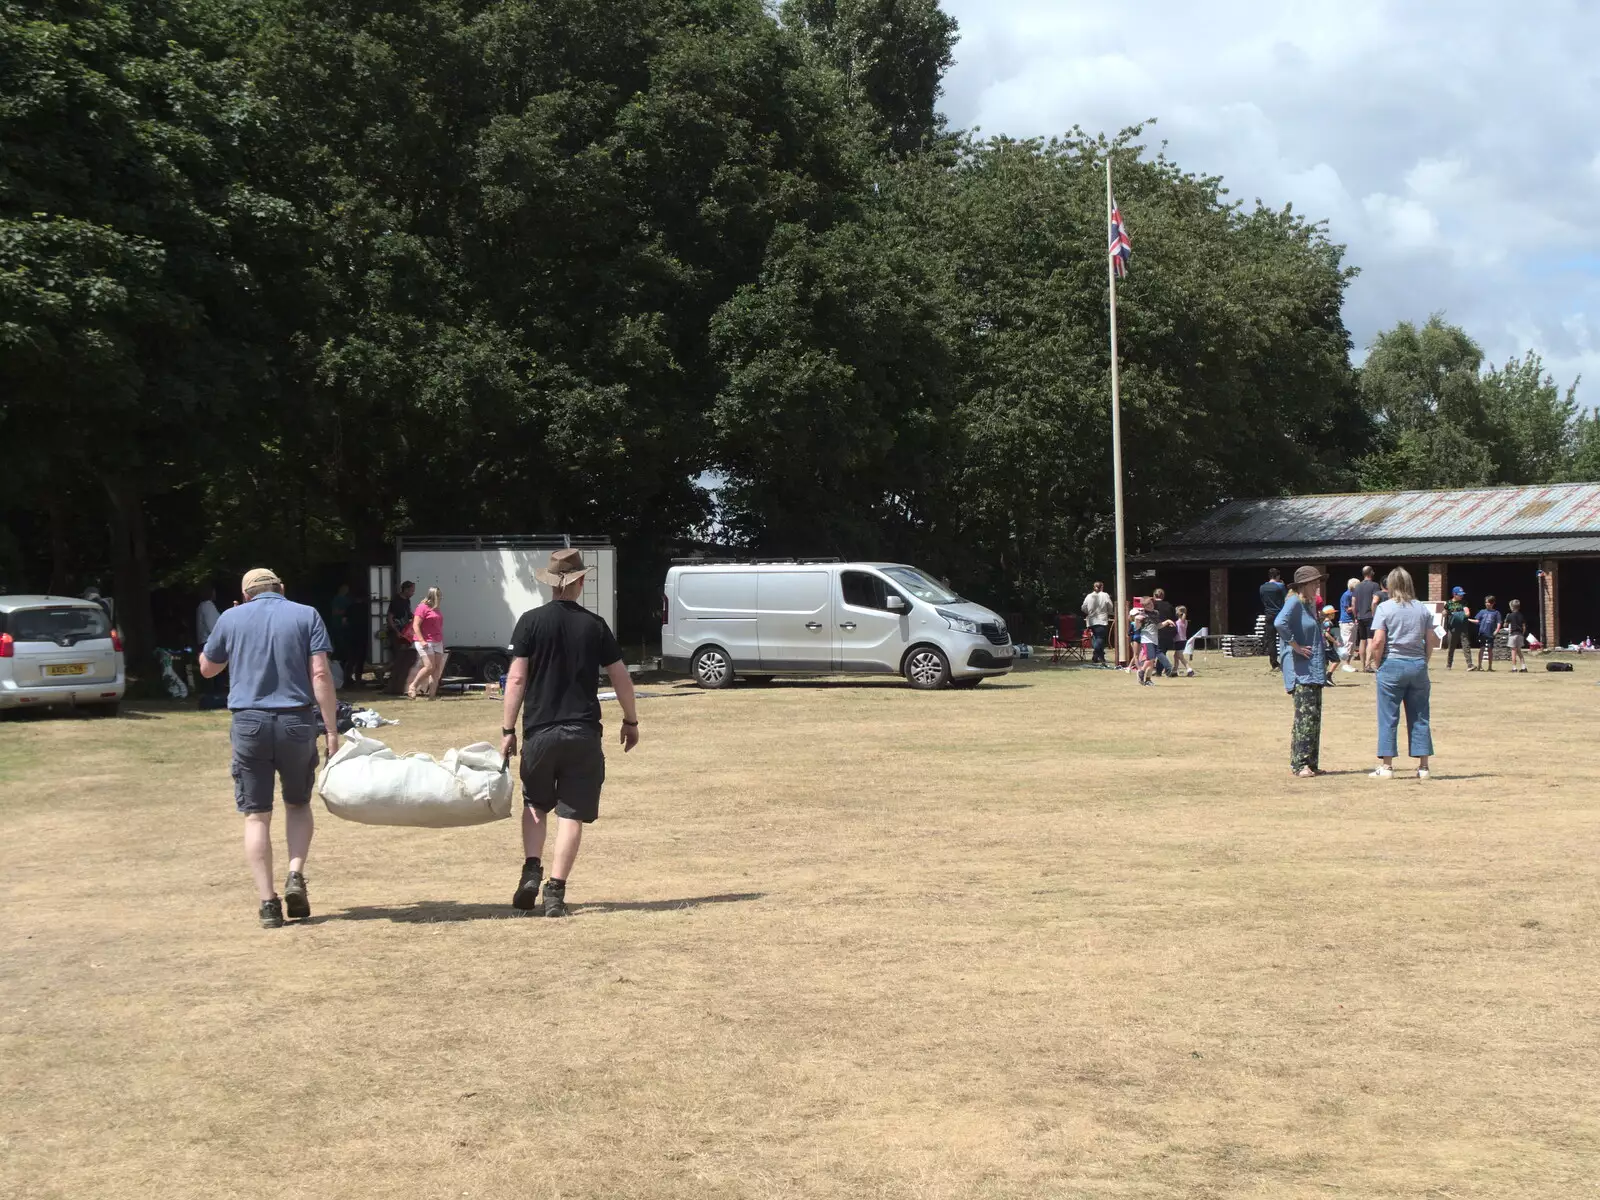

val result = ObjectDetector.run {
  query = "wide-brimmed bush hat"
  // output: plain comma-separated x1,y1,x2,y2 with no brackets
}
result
535,548,590,588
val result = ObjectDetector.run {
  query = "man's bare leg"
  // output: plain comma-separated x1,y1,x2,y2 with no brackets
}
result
244,813,275,901
549,817,583,882
521,805,548,858
285,803,313,876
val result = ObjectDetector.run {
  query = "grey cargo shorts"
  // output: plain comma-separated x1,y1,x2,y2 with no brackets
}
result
231,707,318,814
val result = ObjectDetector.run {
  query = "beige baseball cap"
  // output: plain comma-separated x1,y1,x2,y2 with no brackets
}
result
241,567,283,594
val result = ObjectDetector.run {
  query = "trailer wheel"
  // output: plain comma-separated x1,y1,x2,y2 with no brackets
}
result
692,646,733,689
479,654,508,684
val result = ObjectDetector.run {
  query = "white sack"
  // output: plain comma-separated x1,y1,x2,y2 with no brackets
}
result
318,732,513,827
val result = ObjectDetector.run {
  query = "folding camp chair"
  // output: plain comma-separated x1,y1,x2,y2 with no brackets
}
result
1050,615,1087,663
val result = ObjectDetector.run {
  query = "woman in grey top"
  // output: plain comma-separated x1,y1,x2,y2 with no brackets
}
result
1369,567,1439,779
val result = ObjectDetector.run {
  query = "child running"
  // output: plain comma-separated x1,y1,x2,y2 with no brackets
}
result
1505,598,1528,672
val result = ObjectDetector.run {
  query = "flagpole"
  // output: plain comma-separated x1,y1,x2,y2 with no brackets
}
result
1105,157,1129,667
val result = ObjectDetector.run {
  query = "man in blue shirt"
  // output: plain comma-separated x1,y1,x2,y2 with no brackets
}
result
1259,569,1287,669
200,568,338,928
1337,577,1359,672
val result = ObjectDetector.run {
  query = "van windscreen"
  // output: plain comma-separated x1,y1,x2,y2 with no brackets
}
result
881,568,962,605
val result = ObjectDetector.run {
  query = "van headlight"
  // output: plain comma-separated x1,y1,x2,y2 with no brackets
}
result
937,608,980,634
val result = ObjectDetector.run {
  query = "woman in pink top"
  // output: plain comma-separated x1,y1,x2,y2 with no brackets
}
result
408,587,445,698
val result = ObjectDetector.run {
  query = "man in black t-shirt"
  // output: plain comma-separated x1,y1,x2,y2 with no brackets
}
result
1353,566,1383,672
498,548,640,917
1152,589,1177,675
384,581,416,695
1259,570,1287,669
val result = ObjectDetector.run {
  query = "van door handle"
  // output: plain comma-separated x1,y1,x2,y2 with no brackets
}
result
805,622,823,630
839,622,857,630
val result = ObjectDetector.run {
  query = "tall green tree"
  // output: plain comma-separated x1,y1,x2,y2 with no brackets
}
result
1355,316,1495,489
242,0,875,626
0,0,291,659
1481,350,1580,484
711,130,1366,616
780,0,958,156
1355,318,1586,491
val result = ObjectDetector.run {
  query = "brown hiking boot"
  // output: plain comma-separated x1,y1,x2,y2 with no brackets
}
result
284,872,310,921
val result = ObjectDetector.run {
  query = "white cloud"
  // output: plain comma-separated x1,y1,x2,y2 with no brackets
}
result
938,0,1600,403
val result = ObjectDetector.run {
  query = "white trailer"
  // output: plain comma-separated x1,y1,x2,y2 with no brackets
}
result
371,536,616,684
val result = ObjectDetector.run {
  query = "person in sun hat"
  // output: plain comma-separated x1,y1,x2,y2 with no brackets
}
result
498,548,641,917
198,567,338,928
1274,565,1329,778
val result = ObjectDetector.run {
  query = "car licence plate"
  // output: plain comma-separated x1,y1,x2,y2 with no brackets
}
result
45,664,89,677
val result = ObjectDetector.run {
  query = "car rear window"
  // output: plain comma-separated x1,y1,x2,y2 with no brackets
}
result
6,606,112,644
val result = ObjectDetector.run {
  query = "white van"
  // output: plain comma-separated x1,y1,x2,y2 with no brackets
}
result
661,561,1012,689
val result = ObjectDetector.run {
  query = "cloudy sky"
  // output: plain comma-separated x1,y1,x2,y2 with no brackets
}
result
938,0,1599,404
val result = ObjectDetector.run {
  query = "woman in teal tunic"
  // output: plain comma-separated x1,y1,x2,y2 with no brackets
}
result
1274,565,1329,778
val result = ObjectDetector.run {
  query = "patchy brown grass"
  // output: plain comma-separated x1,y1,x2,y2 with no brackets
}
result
3,654,1599,1198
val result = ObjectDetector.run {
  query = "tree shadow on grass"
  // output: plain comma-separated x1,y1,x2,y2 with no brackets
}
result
330,892,765,923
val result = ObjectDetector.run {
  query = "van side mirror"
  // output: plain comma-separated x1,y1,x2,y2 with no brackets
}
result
886,594,907,612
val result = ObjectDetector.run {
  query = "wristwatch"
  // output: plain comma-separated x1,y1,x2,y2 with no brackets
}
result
501,727,516,737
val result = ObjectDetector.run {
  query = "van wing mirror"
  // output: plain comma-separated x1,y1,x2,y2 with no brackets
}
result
886,594,907,612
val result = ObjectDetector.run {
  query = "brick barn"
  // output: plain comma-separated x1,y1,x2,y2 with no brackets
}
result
1134,482,1600,647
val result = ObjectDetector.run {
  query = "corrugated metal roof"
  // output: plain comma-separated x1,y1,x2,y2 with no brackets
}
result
1137,535,1600,566
1167,482,1600,546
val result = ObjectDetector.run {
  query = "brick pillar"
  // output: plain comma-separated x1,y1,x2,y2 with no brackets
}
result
1540,560,1560,647
1427,561,1447,602
1209,567,1229,634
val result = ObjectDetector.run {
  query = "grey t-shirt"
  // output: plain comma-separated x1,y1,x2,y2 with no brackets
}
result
1372,599,1433,659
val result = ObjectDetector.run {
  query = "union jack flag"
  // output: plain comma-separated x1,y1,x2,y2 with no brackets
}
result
1109,199,1132,279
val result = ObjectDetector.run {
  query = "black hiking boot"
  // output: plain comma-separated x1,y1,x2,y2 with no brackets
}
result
284,871,310,921
512,861,542,912
542,879,569,918
260,897,285,929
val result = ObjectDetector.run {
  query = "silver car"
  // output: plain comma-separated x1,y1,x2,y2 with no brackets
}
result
0,595,125,715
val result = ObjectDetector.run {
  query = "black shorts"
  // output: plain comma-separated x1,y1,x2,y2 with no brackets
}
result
1356,619,1373,642
519,723,605,824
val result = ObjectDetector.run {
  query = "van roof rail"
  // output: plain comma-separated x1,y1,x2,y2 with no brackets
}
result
670,556,844,566
745,557,843,565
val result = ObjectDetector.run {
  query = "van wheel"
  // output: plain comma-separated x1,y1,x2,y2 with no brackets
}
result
950,677,983,689
904,646,950,690
692,647,733,689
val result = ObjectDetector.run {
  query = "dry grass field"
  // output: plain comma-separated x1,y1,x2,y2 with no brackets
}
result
4,654,1600,1198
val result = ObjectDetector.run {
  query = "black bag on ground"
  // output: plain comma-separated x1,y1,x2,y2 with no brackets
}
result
316,700,355,733
1546,661,1574,672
